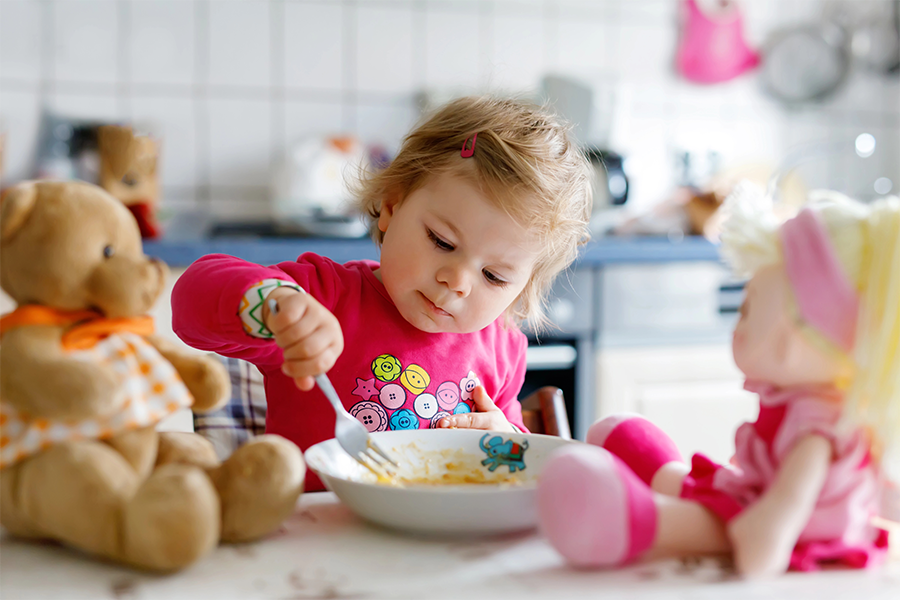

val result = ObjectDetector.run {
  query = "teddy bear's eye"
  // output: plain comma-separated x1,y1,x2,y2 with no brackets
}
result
103,245,115,258
121,173,138,187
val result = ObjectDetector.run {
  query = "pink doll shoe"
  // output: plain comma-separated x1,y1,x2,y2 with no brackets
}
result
586,414,683,486
537,444,656,567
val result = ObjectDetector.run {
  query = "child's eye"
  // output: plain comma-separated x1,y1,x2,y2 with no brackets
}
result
427,228,454,251
483,269,508,287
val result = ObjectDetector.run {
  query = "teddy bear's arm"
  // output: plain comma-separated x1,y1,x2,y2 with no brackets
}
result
145,335,230,413
0,326,124,419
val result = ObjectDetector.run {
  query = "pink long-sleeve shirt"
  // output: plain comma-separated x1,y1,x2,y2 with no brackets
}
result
171,253,528,491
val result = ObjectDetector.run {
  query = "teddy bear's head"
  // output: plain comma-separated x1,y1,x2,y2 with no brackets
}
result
97,125,159,207
0,180,167,317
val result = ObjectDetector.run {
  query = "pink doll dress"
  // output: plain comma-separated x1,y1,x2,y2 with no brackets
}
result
679,380,889,571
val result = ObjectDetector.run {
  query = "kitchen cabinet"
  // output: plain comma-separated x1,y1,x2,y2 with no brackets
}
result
595,344,757,465
593,262,753,464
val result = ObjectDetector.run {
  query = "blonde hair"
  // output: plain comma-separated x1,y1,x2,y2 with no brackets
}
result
353,95,593,330
721,185,900,475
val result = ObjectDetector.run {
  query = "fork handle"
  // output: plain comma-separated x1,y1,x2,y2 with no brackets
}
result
314,373,347,415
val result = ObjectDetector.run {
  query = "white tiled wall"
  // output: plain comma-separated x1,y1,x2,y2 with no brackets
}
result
1,0,897,222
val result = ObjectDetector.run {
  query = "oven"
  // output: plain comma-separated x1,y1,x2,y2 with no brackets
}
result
521,268,596,440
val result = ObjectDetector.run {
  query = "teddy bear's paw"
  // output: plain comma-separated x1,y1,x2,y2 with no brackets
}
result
180,357,231,413
210,435,306,543
122,464,220,571
156,431,220,470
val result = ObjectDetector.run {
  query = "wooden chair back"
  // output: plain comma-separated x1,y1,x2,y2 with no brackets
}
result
520,386,571,439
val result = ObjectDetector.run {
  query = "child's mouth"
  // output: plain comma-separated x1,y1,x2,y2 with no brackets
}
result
421,292,451,317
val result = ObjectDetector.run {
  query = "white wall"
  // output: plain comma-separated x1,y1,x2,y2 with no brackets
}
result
1,0,897,222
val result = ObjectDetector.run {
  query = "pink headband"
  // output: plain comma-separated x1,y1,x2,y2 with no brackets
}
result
780,208,859,353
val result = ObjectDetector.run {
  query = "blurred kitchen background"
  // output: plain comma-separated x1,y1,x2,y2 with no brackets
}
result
1,0,897,226
1,0,898,452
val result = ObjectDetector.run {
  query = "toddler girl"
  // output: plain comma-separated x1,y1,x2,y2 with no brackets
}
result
172,96,592,491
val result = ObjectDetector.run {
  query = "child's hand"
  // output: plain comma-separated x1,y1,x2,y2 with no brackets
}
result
262,287,344,392
437,386,517,432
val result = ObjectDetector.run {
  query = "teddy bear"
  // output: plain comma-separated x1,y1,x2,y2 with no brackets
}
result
0,180,306,572
97,125,162,239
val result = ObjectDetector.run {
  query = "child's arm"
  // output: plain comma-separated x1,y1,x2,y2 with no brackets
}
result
727,433,832,577
171,254,308,366
260,287,343,391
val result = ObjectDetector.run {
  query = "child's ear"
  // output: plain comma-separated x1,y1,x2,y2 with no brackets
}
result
378,190,401,233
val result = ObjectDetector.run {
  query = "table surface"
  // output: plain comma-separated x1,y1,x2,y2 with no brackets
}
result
2,492,899,600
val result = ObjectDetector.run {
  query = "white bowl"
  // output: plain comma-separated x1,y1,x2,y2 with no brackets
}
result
305,429,575,535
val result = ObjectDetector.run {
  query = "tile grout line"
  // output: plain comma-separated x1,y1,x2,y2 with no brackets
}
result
342,0,357,135
479,0,493,91
194,0,211,211
39,0,54,107
271,0,286,211
117,0,132,119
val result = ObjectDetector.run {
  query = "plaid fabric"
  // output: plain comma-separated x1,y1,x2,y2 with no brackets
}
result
192,355,268,460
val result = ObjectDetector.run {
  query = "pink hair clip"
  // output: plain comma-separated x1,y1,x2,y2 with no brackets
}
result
461,133,478,158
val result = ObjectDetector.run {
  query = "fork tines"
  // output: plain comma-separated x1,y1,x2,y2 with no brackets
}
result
357,442,399,479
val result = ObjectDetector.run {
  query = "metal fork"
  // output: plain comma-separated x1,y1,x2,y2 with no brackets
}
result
267,298,398,476
312,372,399,477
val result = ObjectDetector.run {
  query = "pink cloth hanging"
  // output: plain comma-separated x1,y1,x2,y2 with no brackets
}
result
675,0,760,83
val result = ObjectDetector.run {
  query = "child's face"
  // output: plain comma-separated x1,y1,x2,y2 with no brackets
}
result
375,170,541,334
733,264,848,387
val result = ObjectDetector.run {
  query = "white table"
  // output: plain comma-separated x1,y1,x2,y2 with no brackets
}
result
2,492,899,600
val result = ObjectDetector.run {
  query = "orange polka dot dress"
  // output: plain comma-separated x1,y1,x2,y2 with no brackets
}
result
0,332,192,469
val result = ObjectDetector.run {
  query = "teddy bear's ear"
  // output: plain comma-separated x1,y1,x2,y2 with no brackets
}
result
0,181,38,243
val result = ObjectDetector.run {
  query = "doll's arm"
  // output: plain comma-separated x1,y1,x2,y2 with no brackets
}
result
727,433,832,577
0,326,122,419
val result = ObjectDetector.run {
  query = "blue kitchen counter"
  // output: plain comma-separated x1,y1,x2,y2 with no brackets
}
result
143,235,721,268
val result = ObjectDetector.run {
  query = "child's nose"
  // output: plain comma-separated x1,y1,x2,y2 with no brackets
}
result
437,263,472,297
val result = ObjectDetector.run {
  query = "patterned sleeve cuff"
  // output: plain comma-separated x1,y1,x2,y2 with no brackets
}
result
239,279,302,338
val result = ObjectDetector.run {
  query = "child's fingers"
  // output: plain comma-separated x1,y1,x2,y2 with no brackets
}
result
281,342,342,379
438,412,493,430
470,386,497,411
281,325,340,360
265,291,310,335
293,375,316,391
271,312,321,348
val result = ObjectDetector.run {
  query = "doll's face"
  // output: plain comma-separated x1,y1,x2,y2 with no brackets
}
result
732,264,849,388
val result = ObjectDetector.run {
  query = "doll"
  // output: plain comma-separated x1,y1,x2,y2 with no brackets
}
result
537,185,900,576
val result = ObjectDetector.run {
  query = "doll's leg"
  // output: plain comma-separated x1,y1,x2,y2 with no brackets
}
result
206,434,306,542
649,494,730,558
586,414,689,495
1,441,220,571
538,444,729,567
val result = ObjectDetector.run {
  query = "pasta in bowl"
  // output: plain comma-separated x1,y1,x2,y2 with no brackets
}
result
304,429,575,535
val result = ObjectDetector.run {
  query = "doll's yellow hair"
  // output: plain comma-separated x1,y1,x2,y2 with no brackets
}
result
721,186,900,475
